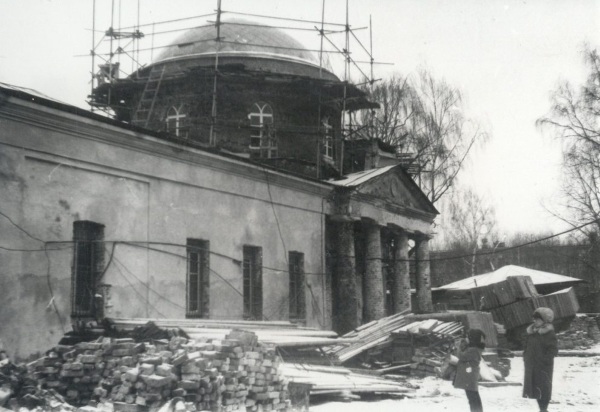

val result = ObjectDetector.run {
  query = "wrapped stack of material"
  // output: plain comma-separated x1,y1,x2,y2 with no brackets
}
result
490,287,580,330
471,275,538,310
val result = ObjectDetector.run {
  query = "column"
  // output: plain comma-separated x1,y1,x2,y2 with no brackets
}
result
393,231,411,313
415,237,433,313
364,222,385,322
335,221,359,334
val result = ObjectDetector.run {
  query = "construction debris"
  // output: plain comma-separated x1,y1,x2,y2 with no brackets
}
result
280,363,414,399
319,309,512,390
5,330,292,412
557,314,600,350
0,312,519,410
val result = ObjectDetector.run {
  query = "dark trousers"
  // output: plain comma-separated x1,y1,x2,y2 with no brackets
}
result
537,398,550,411
465,390,483,412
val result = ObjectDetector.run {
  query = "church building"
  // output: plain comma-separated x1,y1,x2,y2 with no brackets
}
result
0,20,437,359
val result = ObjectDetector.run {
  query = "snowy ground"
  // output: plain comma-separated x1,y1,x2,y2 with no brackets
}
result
312,348,600,412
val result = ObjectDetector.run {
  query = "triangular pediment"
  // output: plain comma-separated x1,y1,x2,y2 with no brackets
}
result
352,166,438,215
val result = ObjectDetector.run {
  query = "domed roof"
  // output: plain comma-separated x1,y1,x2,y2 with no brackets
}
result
153,19,321,67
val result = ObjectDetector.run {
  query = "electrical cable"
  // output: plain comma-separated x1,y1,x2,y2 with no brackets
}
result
424,218,600,263
44,243,66,333
0,245,72,252
262,167,288,263
43,216,600,274
0,210,44,243
111,256,166,318
110,251,186,310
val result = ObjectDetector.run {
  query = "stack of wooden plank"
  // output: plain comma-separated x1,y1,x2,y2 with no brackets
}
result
280,363,414,397
107,318,348,348
325,313,488,379
324,312,412,363
442,275,539,311
490,287,579,330
407,312,498,348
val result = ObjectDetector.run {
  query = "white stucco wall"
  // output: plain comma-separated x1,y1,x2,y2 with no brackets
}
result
0,95,330,359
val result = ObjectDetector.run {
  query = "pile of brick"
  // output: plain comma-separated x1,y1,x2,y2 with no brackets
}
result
557,314,600,350
28,340,126,403
22,330,290,411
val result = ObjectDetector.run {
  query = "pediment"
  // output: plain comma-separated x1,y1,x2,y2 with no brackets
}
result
353,167,437,215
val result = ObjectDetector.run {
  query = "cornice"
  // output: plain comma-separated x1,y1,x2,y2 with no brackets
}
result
351,191,437,223
0,95,333,199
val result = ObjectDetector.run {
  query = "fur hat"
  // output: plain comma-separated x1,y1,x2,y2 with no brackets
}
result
533,307,554,323
467,328,486,349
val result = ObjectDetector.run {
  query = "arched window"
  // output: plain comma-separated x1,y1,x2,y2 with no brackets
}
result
322,116,334,159
248,103,277,158
165,105,188,138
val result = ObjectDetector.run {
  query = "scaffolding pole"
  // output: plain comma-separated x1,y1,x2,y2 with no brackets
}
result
316,0,326,179
209,0,222,147
90,0,96,112
340,0,350,175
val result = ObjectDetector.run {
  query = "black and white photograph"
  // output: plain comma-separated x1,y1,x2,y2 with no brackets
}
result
1,1,599,411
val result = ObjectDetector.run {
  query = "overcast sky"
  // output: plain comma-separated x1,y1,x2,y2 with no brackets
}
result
1,0,599,237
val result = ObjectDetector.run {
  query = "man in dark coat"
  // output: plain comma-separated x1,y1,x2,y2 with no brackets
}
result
523,307,558,412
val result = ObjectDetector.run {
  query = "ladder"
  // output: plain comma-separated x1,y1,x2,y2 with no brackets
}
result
132,64,166,128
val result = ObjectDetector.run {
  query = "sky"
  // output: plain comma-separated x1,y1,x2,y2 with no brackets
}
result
1,0,599,238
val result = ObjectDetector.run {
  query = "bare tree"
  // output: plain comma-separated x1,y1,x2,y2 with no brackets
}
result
538,46,600,236
357,74,418,146
444,187,498,274
356,69,488,204
538,46,600,309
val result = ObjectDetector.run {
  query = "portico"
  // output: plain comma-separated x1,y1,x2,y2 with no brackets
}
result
327,165,438,334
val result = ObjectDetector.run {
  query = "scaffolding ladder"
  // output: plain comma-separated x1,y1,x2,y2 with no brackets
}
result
132,65,166,128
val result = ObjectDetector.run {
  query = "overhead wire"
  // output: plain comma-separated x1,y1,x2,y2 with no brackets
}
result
110,253,167,317
0,209,70,330
44,244,66,333
42,216,600,278
110,250,186,310
3,217,597,328
0,210,44,243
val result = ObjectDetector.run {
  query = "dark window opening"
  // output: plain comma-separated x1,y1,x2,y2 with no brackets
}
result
71,221,105,318
187,239,210,318
289,251,306,321
243,245,263,320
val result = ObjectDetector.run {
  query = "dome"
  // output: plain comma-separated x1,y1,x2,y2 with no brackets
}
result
154,19,321,67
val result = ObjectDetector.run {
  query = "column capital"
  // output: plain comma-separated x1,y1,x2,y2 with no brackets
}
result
415,232,434,242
